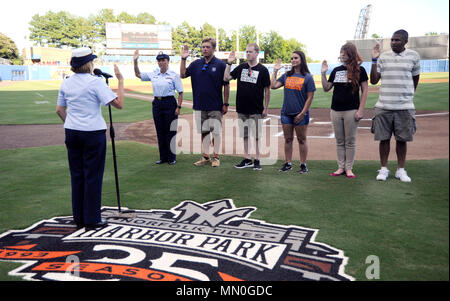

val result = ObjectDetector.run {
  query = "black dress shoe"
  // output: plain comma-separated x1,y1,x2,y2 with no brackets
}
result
85,219,108,230
70,219,85,229
156,160,167,164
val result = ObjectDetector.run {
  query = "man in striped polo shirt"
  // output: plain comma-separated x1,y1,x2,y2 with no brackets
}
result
370,29,420,182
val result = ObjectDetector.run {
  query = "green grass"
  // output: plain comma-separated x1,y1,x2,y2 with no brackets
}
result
0,141,448,281
183,80,449,111
0,90,192,125
0,73,447,125
0,90,154,124
183,71,449,111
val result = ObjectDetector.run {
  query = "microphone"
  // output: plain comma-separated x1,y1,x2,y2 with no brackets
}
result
93,68,113,78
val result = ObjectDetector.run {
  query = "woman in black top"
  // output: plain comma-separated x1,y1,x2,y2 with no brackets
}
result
321,43,368,178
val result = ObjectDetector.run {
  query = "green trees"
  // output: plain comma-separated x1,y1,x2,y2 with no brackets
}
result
0,33,21,64
172,23,310,63
29,11,93,48
28,10,159,49
27,10,311,62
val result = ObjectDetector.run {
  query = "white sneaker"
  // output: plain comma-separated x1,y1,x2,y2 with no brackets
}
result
395,169,411,182
376,168,389,181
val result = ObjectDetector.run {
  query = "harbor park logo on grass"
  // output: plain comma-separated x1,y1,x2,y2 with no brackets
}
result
0,199,354,281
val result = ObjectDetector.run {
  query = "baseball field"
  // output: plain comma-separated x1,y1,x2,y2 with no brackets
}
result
0,73,448,281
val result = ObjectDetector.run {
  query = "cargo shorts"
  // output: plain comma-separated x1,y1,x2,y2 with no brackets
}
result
238,113,263,139
194,110,223,135
371,108,416,142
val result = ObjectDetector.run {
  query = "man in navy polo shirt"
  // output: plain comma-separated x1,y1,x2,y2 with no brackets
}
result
180,37,230,167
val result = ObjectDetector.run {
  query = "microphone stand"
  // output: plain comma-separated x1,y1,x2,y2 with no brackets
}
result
102,75,135,218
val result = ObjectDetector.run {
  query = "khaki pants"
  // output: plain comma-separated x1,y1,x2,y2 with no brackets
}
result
330,109,359,170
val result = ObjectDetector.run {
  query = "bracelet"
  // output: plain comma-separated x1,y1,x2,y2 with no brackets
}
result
226,62,232,66
372,58,378,63
181,58,187,61
223,103,229,107
177,105,182,109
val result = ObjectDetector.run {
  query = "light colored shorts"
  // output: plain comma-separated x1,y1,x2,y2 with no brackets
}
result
194,110,223,134
238,113,263,139
371,108,416,142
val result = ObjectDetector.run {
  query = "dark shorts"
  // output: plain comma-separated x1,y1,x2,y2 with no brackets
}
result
371,108,416,142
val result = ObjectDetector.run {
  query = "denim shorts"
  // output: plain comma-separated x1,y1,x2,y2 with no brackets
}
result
280,112,310,126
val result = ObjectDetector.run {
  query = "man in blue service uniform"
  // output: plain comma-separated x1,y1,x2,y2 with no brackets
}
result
180,37,230,167
134,50,184,165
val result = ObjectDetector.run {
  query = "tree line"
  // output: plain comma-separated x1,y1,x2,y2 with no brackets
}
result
25,9,313,63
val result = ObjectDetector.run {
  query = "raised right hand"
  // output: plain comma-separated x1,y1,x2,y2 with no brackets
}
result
321,60,328,74
114,64,123,81
227,51,236,65
134,49,139,61
181,45,190,59
273,58,282,72
372,43,381,59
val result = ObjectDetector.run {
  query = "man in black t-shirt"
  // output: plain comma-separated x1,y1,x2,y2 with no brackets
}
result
224,43,271,170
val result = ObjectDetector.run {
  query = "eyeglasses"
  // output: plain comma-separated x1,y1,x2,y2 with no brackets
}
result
202,63,209,71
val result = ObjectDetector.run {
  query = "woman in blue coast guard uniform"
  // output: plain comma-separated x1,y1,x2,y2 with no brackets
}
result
56,47,124,230
133,50,184,165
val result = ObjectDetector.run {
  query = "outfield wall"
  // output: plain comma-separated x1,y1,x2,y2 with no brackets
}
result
0,59,448,81
348,35,449,61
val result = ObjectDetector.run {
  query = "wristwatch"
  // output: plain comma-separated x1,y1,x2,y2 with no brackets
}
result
224,103,230,107
226,62,232,66
177,105,182,109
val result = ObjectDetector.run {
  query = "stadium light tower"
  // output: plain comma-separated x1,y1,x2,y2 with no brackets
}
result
354,4,372,39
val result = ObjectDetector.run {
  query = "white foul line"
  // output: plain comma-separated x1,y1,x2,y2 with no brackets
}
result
415,112,449,117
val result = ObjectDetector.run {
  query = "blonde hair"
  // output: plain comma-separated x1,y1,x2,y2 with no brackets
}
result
71,61,93,74
247,43,260,52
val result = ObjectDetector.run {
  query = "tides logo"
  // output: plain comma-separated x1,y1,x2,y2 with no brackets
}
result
0,199,354,281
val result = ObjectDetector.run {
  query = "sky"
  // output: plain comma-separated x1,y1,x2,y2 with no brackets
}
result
1,0,448,62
